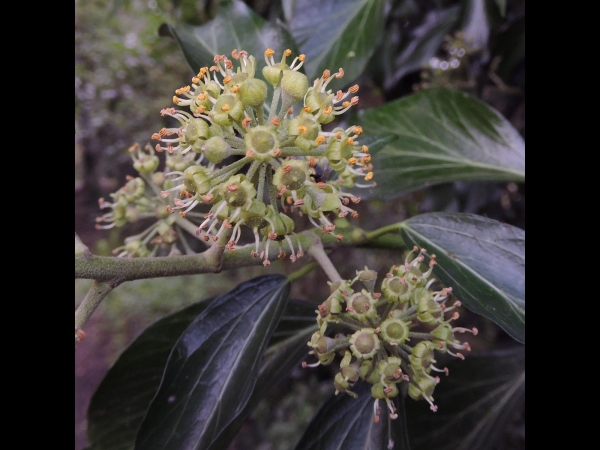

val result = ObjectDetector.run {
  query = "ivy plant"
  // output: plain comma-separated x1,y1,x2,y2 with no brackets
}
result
75,0,524,449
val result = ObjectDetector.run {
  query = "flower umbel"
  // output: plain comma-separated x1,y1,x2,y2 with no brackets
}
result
303,247,477,422
96,49,375,262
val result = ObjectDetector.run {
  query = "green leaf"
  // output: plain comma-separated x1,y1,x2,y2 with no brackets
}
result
494,0,507,17
87,298,215,450
357,88,525,199
405,346,525,450
289,0,387,82
400,212,524,343
209,298,317,448
169,0,299,74
294,380,411,450
134,275,290,450
383,6,460,90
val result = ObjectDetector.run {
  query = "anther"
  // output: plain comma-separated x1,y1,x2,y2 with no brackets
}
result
226,184,238,192
272,117,281,126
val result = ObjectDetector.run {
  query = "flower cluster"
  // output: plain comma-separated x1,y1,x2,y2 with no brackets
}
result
303,247,477,422
96,49,374,262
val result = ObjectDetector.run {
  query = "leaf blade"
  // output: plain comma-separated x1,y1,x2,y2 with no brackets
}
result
87,299,215,450
357,88,525,199
400,212,525,343
134,274,290,450
289,0,387,81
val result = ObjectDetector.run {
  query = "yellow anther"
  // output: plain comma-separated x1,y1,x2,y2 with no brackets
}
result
192,77,200,84
304,106,312,113
242,117,252,127
298,125,308,134
272,118,281,126
353,126,363,135
299,54,306,61
225,60,233,70
173,96,180,105
336,90,344,101
348,157,358,165
362,145,369,153
197,93,207,101
323,106,333,114
365,172,374,181
315,136,326,145
362,155,372,163
351,96,359,105
342,101,350,108
196,105,206,113
347,138,354,146
265,48,275,57
287,107,294,115
284,49,292,56
349,84,359,93
175,89,182,95
151,133,161,140
335,132,342,139
209,65,218,72
159,128,167,136
322,69,330,80
231,49,239,58
221,104,230,111
336,68,345,78
223,76,232,84
231,85,239,93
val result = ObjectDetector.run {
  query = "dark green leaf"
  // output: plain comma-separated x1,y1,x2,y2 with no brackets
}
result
289,0,387,82
494,0,507,17
134,275,290,450
294,380,411,450
169,0,299,74
383,6,460,90
405,346,525,450
400,212,524,343
210,298,318,448
87,299,215,450
357,88,525,199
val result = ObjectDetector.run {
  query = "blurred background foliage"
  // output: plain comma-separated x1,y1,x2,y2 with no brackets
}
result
75,1,524,449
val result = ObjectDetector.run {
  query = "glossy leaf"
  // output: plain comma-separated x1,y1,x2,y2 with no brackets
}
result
357,88,525,199
210,298,317,447
294,380,411,450
134,275,290,450
383,6,460,90
211,322,318,448
87,299,215,450
405,346,525,450
289,0,387,82
400,212,525,343
169,0,299,74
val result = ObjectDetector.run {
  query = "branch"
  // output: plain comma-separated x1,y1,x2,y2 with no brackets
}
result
75,280,118,338
307,236,342,283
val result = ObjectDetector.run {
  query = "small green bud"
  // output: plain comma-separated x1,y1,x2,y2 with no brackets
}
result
202,136,229,164
239,77,268,108
281,69,309,103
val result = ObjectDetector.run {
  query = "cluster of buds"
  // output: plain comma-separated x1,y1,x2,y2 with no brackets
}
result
303,247,477,422
96,49,374,262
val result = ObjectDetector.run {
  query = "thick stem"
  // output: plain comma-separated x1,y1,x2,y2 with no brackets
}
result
75,280,118,335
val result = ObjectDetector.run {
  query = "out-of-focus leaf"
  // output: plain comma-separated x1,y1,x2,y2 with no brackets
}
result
289,0,387,82
383,6,459,90
494,0,507,17
493,17,524,83
134,275,290,450
269,298,319,344
87,298,215,450
281,0,297,24
405,346,525,450
294,380,411,450
460,0,490,50
400,212,525,343
169,0,299,74
357,87,525,199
